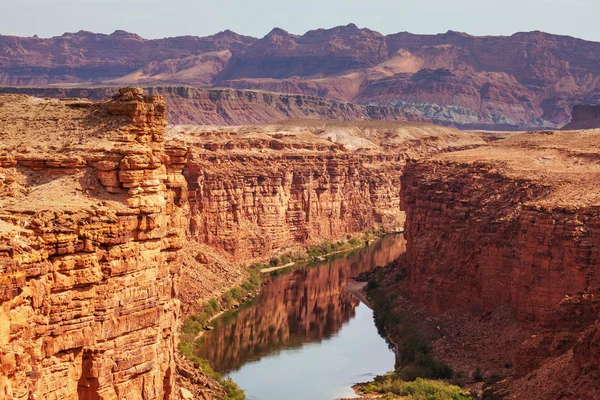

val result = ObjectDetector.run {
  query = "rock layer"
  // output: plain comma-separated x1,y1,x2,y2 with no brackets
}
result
170,120,483,308
0,89,484,399
0,86,426,126
562,104,600,130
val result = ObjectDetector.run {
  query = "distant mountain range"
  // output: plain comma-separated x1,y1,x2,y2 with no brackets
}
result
3,25,600,129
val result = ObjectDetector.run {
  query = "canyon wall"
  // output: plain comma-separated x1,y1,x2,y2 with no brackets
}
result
186,152,404,258
0,88,187,399
171,120,483,309
0,86,425,126
399,130,600,396
401,134,600,320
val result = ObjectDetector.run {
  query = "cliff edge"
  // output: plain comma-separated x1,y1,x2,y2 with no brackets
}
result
562,104,600,130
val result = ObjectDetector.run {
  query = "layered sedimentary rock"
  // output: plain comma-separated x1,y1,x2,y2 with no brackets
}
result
0,86,426,126
0,30,254,86
399,130,600,397
0,87,486,399
5,26,600,128
0,88,187,399
401,131,600,320
171,119,483,310
171,120,481,261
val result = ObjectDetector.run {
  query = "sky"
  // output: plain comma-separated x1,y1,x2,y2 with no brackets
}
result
2,0,600,42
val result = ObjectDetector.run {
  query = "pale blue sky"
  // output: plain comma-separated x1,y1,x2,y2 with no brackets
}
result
2,0,600,41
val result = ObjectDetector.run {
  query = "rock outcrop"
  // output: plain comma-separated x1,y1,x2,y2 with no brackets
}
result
170,120,483,309
4,27,600,128
399,129,600,398
0,88,186,399
562,104,600,130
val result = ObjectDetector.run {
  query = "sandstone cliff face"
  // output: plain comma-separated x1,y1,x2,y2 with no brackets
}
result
170,120,483,309
0,88,186,399
401,133,600,320
186,152,404,258
399,130,600,397
0,86,426,126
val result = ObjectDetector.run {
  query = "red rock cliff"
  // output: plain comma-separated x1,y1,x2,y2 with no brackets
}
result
170,121,482,308
401,133,600,320
0,88,186,399
399,130,600,396
562,104,600,130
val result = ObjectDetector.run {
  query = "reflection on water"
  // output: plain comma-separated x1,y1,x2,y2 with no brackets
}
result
195,234,406,400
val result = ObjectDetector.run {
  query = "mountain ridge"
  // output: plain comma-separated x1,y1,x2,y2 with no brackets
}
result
3,25,600,129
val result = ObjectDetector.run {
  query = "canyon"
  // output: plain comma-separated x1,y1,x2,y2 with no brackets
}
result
4,26,600,129
0,88,482,399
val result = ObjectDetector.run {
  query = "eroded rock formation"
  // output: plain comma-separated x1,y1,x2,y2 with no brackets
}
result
0,88,186,399
170,120,482,309
5,26,600,128
0,86,426,126
562,104,600,130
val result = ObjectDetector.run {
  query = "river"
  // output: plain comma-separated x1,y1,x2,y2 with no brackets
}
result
194,234,407,400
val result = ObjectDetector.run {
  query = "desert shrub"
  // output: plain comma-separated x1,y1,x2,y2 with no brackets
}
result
307,245,323,259
366,280,379,291
221,291,234,307
269,256,280,267
222,378,246,399
362,376,469,400
232,287,246,301
321,241,333,254
280,255,292,265
348,237,360,246
207,298,220,313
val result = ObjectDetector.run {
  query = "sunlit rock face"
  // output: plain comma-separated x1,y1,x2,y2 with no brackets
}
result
0,88,186,399
399,130,600,397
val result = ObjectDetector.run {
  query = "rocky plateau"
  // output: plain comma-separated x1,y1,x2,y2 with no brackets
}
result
0,86,426,126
